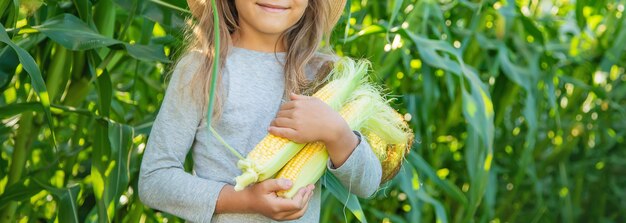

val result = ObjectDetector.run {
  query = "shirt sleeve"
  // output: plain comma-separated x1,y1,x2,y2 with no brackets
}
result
138,52,226,222
326,130,382,198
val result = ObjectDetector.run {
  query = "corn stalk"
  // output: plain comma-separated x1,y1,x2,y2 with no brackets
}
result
0,111,39,222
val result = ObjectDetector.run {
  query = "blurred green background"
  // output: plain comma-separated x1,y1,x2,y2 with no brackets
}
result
0,0,625,222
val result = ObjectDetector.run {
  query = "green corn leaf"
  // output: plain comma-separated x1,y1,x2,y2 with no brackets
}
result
408,153,468,206
32,14,169,62
87,50,113,223
72,0,93,22
104,123,134,217
0,23,57,149
33,179,80,223
0,179,44,209
396,161,422,222
388,0,404,32
0,33,46,92
322,172,368,223
0,102,42,118
0,47,18,90
417,190,448,223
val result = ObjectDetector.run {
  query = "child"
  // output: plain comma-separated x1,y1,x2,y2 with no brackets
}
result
138,0,382,222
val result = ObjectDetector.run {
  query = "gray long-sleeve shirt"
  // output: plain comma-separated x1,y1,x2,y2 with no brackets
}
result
138,47,382,222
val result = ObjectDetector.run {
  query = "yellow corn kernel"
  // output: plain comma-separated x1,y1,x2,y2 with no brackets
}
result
245,135,291,163
311,81,335,101
275,142,328,198
235,138,305,191
234,83,347,191
235,58,371,191
235,61,368,191
275,95,377,197
362,108,413,183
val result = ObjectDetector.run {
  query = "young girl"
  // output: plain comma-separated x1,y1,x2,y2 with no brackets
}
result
138,0,382,222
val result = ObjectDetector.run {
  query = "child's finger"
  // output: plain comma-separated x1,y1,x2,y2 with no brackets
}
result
301,188,313,206
268,126,299,141
270,117,295,128
306,184,315,191
282,189,313,220
276,187,308,212
279,101,296,111
296,187,311,209
275,109,294,118
261,178,292,193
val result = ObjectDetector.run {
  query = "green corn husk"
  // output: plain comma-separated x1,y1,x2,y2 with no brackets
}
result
273,78,417,197
233,58,370,191
274,85,385,198
361,107,414,183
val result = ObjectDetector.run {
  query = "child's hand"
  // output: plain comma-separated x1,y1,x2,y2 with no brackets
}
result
269,93,351,145
269,93,359,168
245,178,314,220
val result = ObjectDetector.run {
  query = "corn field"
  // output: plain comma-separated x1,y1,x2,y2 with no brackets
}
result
0,0,625,222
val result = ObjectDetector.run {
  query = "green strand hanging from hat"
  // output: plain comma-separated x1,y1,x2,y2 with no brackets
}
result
206,0,244,159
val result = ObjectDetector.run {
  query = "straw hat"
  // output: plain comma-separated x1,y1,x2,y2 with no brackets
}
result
187,0,347,32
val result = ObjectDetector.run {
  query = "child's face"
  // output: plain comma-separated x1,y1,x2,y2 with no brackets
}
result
235,0,309,35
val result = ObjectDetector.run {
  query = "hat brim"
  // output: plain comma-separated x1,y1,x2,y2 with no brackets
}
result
326,0,347,32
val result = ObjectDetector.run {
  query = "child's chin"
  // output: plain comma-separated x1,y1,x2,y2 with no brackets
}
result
257,23,294,35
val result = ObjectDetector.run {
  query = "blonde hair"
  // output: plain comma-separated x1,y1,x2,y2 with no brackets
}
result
174,0,338,122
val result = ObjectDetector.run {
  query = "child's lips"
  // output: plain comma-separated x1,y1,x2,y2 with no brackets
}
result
256,2,289,13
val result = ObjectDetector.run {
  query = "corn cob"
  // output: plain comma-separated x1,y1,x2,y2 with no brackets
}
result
275,142,328,198
362,108,413,183
274,89,414,196
234,58,370,191
275,93,379,198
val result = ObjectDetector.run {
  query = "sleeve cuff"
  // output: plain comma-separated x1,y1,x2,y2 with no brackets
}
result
325,130,382,197
327,131,365,171
202,181,228,222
